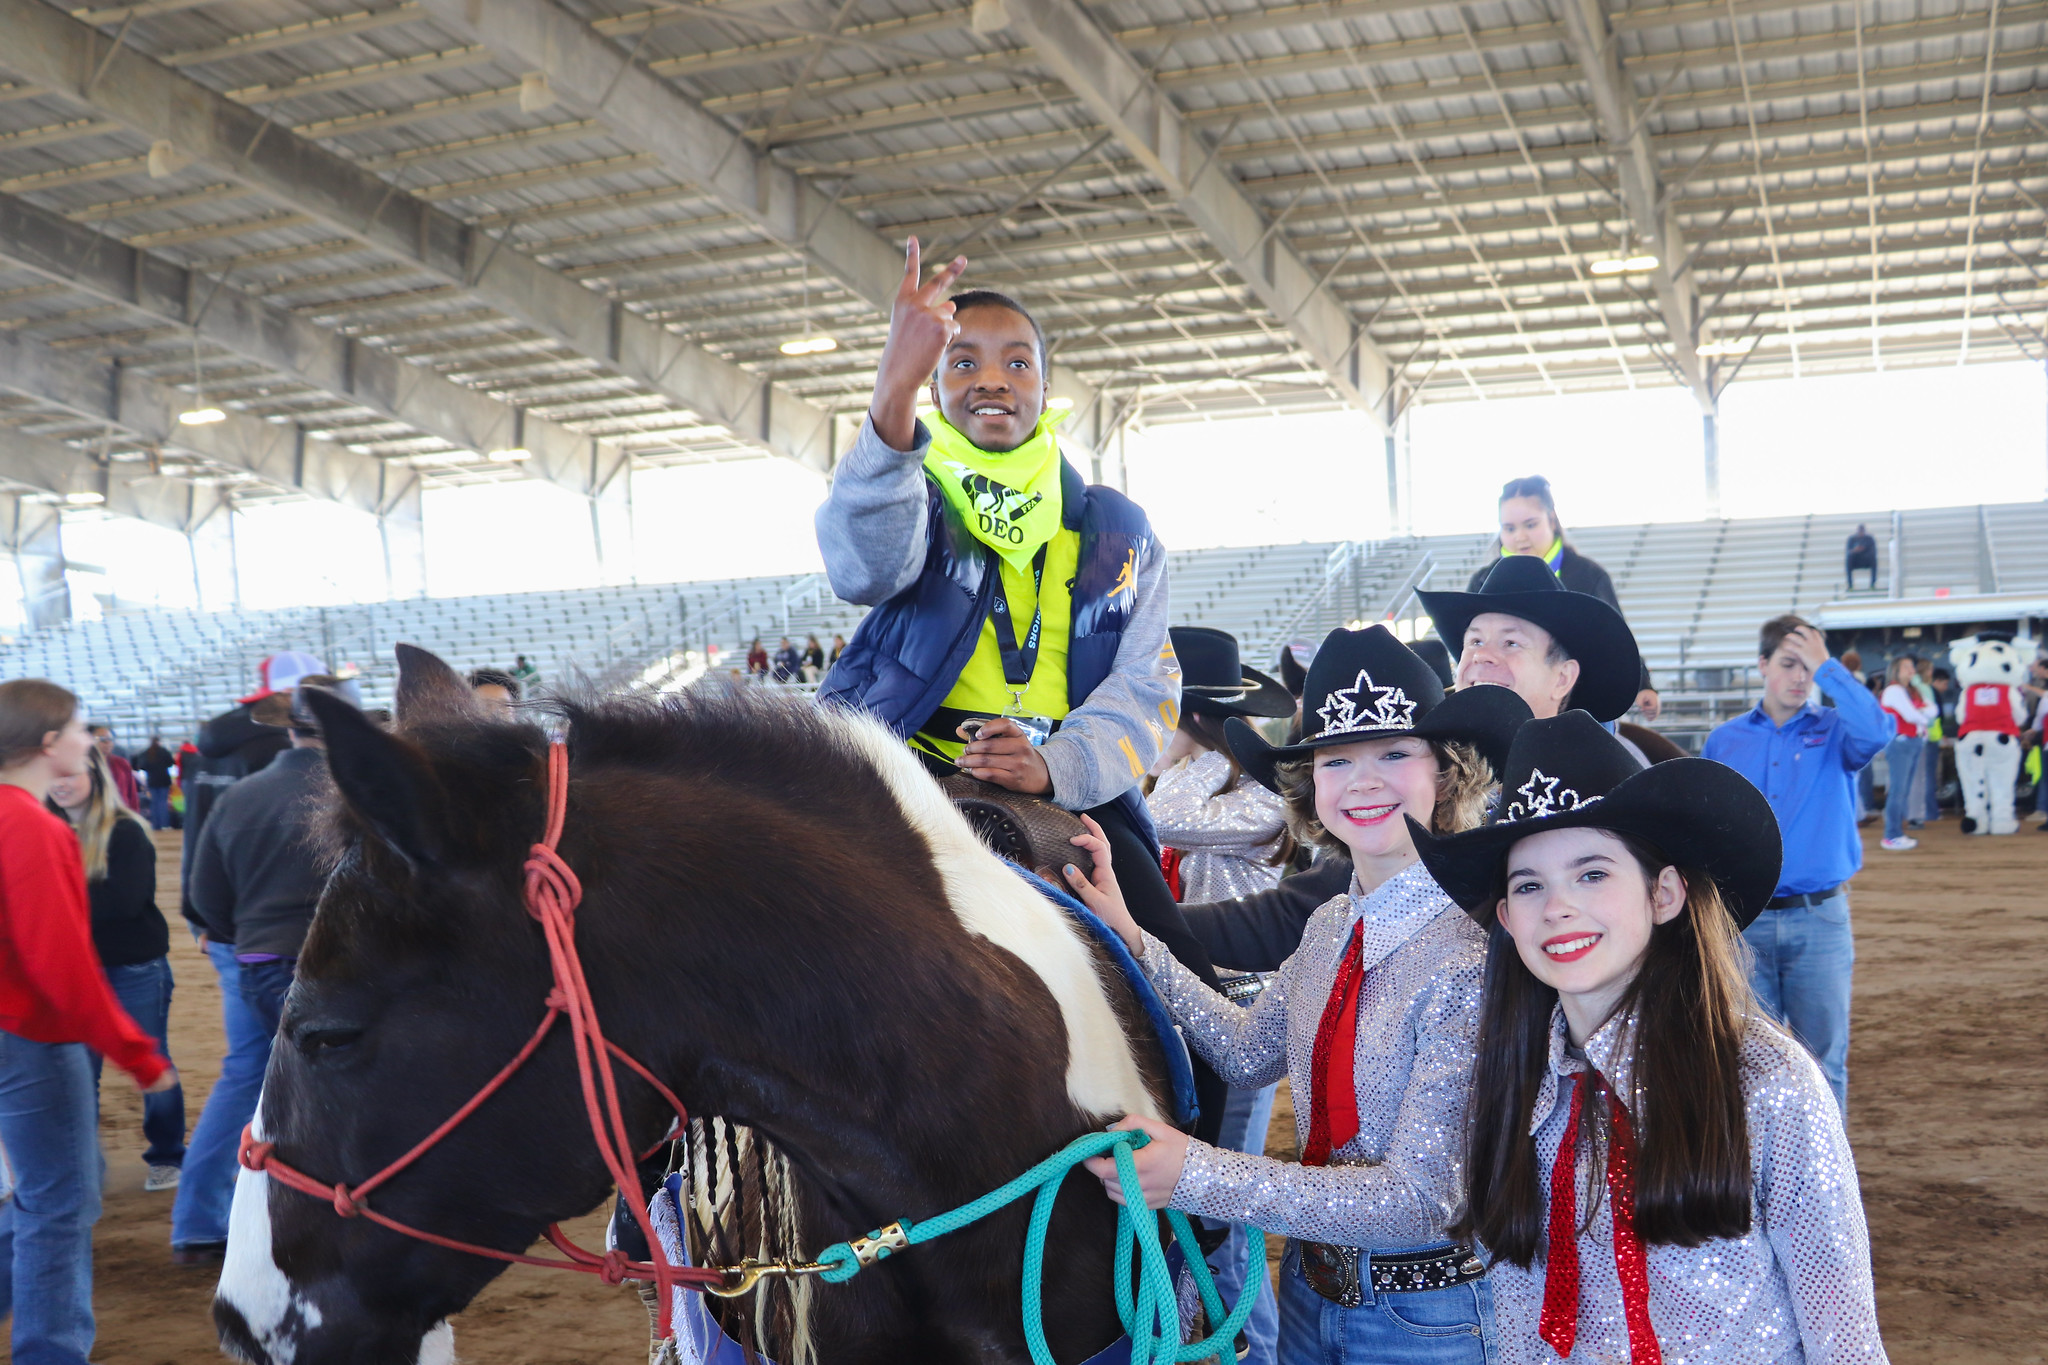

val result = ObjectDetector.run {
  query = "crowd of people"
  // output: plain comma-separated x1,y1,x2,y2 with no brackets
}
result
4,245,2043,1363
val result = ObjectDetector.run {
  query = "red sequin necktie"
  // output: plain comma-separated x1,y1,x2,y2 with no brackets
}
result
1539,1072,1663,1363
1301,921,1366,1168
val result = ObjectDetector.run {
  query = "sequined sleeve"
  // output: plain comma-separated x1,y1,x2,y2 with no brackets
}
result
1749,1029,1891,1363
1138,930,1291,1089
1167,948,1484,1249
1147,762,1288,854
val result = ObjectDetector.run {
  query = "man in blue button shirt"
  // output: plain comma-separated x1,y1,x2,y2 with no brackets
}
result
1704,615,1889,1114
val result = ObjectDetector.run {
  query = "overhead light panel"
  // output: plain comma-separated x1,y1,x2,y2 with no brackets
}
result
519,71,555,113
178,406,226,425
778,335,838,356
64,491,106,505
486,447,533,463
1047,396,1076,411
970,0,1010,31
1695,338,1757,357
1589,254,1660,276
147,140,191,179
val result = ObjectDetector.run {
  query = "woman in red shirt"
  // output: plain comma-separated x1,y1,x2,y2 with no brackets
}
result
0,679,174,1365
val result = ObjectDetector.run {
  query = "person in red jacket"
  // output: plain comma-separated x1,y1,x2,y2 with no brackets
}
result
0,679,175,1365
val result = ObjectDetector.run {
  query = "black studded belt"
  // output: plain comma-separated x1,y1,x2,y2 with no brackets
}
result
1299,1240,1487,1308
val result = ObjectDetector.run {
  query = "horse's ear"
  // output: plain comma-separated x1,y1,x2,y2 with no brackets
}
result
394,643,478,729
304,689,444,869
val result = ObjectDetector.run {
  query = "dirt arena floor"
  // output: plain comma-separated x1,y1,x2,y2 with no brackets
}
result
17,816,2045,1362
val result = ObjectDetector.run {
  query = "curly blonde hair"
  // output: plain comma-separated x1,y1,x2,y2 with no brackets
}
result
1273,738,1494,858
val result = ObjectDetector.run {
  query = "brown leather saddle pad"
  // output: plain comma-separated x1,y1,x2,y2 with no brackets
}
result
938,773,1097,882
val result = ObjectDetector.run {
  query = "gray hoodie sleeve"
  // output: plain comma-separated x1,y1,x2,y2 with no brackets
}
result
814,414,933,606
1040,533,1179,813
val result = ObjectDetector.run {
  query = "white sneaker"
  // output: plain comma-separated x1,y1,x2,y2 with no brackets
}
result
144,1164,181,1192
1879,836,1918,851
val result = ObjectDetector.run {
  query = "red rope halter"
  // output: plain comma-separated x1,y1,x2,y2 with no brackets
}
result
240,740,720,1336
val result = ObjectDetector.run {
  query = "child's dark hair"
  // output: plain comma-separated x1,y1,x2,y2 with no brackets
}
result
1454,830,1755,1264
1757,613,1815,660
467,667,521,701
948,289,1045,365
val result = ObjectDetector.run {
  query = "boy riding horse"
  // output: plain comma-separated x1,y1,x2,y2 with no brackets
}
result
816,241,1226,1136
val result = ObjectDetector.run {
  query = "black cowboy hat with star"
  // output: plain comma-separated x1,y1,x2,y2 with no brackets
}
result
1408,710,1782,930
1416,555,1644,722
1171,626,1295,719
1224,625,1533,794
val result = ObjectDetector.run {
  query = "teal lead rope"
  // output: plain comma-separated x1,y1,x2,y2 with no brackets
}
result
811,1128,1263,1365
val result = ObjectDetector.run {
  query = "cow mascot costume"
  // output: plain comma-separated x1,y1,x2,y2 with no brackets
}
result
1947,632,2034,835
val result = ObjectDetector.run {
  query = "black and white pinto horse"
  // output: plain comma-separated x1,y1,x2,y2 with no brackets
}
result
213,646,1177,1364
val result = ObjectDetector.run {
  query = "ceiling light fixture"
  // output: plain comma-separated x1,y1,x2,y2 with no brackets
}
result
178,406,226,425
1695,338,1757,357
486,447,533,463
1047,396,1076,411
1589,254,1660,276
778,335,838,356
64,490,106,505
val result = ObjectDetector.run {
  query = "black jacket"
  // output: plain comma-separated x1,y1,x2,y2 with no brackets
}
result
1467,545,1653,693
188,746,330,957
134,743,176,789
1181,856,1353,974
179,703,291,929
47,809,171,968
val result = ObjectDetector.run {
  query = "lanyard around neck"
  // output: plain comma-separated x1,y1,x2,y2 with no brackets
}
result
988,542,1050,695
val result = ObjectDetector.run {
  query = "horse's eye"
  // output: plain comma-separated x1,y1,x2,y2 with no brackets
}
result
296,1026,365,1056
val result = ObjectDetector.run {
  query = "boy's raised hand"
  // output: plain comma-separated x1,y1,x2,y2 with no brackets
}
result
870,237,968,450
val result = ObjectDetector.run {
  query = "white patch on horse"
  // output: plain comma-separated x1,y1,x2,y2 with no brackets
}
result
416,1322,455,1365
838,714,1162,1121
217,1098,322,1364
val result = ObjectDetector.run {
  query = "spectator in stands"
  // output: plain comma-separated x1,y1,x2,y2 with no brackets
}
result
467,668,520,715
1702,616,1888,1114
90,725,142,812
828,633,848,669
1177,561,1649,974
133,735,175,830
800,634,826,684
772,636,802,683
0,678,174,1364
1845,523,1879,590
1477,474,1659,719
511,654,540,693
816,244,1229,1140
172,673,356,1265
746,637,769,679
1877,655,1936,852
47,749,185,1191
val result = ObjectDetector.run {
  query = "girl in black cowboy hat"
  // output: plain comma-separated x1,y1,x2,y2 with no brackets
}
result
1410,712,1887,1365
1061,625,1531,1365
1148,627,1297,904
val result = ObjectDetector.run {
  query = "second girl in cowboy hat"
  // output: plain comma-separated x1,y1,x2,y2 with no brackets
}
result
1148,627,1297,904
1410,713,1888,1364
1061,625,1531,1364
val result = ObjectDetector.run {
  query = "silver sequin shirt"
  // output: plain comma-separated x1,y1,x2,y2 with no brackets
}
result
1486,1006,1889,1365
1138,860,1486,1251
1145,749,1289,904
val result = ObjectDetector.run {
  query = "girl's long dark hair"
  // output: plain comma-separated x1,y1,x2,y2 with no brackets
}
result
1454,832,1755,1263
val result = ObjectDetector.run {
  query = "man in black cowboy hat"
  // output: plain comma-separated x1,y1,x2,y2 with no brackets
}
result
1417,555,1644,726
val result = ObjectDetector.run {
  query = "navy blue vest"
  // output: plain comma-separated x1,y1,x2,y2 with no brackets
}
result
819,458,1160,845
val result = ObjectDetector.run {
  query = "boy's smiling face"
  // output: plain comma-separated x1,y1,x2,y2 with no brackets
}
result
929,303,1046,453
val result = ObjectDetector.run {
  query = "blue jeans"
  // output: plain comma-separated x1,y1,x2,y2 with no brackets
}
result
1919,739,1942,820
1275,1242,1495,1365
170,943,277,1249
147,786,171,830
1744,893,1854,1114
1882,736,1921,841
1202,1083,1280,1365
90,957,186,1168
0,1032,102,1365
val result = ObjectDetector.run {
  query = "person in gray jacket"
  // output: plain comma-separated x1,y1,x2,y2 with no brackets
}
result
815,240,1226,1129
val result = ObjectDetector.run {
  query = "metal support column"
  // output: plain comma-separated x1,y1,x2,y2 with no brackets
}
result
1384,391,1401,536
1702,410,1722,520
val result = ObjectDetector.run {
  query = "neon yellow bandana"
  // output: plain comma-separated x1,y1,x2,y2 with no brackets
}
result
924,409,1066,573
1502,535,1566,575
